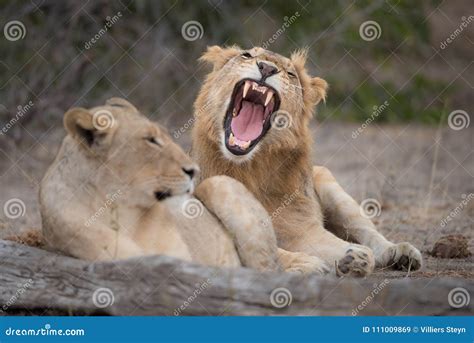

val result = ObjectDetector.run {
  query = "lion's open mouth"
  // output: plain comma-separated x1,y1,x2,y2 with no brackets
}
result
224,79,280,155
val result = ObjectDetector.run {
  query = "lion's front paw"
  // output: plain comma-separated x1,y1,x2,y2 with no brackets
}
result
285,253,330,275
379,242,422,271
336,246,375,277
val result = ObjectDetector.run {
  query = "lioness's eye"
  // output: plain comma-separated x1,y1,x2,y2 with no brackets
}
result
287,71,297,78
145,137,163,147
241,52,253,59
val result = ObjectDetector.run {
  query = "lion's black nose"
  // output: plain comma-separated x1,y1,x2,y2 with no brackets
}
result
258,61,279,80
182,166,197,179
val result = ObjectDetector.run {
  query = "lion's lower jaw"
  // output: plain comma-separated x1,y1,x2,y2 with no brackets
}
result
219,133,258,164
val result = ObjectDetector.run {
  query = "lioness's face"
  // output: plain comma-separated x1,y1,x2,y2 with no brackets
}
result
64,98,198,206
196,46,327,162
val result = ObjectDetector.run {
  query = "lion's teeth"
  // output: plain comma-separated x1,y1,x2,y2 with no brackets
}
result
229,133,235,146
264,90,273,106
243,81,251,98
241,140,251,149
232,108,237,117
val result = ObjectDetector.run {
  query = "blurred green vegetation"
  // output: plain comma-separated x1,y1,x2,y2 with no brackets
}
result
0,0,468,139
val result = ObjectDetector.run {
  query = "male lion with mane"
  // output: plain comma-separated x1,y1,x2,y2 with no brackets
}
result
192,46,422,276
39,97,322,274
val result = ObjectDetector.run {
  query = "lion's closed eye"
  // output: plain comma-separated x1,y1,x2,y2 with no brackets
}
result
145,136,164,147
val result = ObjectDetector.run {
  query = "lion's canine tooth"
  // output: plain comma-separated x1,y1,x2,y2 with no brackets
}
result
241,140,251,149
243,81,251,98
264,90,273,106
232,108,237,117
229,133,235,146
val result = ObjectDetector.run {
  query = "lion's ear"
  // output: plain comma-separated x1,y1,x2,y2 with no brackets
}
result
199,45,241,71
64,108,109,149
106,97,138,113
290,48,309,71
307,77,328,106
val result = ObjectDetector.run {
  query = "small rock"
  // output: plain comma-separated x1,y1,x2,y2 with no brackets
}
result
430,234,471,258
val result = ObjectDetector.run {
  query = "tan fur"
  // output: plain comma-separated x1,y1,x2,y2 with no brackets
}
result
192,46,422,275
39,98,320,274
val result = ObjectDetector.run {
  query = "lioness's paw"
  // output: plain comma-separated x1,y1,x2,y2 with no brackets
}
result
379,242,422,271
336,246,375,277
285,253,330,275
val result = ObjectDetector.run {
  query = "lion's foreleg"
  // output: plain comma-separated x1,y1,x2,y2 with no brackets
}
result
194,176,281,272
312,166,422,270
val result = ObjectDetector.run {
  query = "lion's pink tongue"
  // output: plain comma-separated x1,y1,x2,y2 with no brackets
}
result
231,101,264,142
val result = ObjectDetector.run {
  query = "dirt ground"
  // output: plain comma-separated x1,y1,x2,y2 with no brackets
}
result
0,121,472,280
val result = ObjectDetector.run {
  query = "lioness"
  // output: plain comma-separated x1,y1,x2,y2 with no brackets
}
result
39,97,322,274
192,46,422,276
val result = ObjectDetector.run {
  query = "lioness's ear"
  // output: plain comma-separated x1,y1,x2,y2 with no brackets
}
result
64,108,109,149
106,97,138,113
308,77,328,106
199,45,241,71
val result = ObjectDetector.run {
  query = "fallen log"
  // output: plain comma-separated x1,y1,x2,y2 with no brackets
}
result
0,240,472,316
